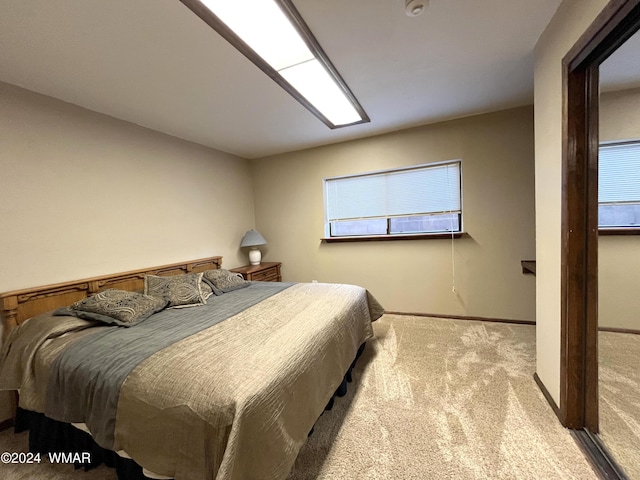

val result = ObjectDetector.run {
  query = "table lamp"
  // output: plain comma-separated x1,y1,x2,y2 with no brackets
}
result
240,229,267,265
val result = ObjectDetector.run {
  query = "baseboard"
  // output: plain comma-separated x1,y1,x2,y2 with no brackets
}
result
385,311,535,325
533,372,561,420
598,327,640,335
533,375,629,479
571,428,628,480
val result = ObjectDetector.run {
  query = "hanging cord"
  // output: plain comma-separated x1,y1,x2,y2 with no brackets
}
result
446,165,456,293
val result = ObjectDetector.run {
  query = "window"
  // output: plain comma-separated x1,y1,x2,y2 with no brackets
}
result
324,161,462,238
599,141,640,229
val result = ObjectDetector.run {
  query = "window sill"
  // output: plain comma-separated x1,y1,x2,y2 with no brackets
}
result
321,232,466,243
598,228,640,235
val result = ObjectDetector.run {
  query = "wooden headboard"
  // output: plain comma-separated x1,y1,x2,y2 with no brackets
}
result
0,256,222,338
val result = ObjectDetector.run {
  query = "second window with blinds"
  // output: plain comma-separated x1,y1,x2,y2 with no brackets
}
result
324,161,462,238
599,141,640,229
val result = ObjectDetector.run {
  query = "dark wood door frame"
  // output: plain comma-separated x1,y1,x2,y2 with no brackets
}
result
561,0,640,430
561,0,640,476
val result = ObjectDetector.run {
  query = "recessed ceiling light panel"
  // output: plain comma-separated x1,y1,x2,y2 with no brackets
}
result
280,59,364,126
181,0,370,128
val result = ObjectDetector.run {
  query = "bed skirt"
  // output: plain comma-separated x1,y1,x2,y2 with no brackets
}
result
15,407,144,478
14,342,367,480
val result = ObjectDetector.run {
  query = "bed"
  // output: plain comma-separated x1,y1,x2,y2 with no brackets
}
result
0,256,383,480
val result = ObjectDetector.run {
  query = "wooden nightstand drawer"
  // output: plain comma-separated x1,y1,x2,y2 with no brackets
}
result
251,268,279,281
230,262,282,282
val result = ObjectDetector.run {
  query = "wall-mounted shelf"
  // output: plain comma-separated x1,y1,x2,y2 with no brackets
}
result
521,260,536,275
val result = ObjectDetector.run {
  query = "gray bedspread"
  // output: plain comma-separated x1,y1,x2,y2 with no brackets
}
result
0,282,384,480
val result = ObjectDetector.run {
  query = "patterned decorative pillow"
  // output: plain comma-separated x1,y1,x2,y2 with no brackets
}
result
200,279,214,300
201,277,224,296
202,269,249,293
54,289,168,327
144,273,206,308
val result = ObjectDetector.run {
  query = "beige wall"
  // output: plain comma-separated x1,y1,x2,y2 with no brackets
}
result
601,87,640,141
533,0,609,405
0,81,254,297
599,88,640,330
252,107,536,321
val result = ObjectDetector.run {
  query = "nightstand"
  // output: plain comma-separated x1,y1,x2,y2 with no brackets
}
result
230,262,282,282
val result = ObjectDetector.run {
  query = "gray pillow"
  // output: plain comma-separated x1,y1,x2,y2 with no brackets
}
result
54,289,168,327
202,269,250,293
144,272,206,308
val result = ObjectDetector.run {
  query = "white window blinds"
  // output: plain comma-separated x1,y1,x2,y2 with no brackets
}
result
598,142,640,228
599,142,640,204
324,161,461,236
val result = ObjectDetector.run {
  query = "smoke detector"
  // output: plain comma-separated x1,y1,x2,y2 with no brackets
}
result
405,0,428,17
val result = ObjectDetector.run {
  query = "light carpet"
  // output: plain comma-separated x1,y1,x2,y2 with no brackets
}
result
0,315,598,479
288,315,597,479
599,331,640,480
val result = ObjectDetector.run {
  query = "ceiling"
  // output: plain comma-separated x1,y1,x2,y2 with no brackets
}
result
0,0,575,159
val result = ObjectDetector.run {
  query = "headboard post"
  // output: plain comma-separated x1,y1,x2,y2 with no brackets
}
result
1,295,18,337
88,281,101,295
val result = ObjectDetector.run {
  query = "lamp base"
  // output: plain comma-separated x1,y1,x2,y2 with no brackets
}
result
249,248,262,265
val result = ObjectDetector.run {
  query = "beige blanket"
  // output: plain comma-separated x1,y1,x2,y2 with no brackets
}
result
0,283,383,480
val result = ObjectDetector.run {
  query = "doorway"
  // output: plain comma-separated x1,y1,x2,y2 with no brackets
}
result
562,0,640,477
